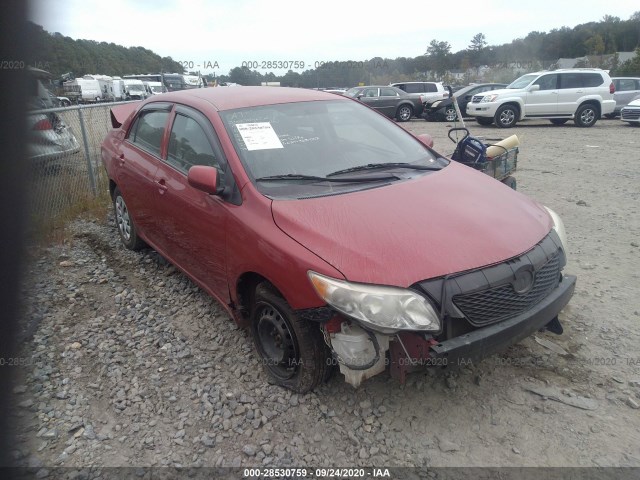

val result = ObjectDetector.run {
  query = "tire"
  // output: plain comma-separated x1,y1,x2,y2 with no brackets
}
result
476,117,493,126
550,119,569,125
494,104,518,128
444,107,457,122
112,187,145,250
61,100,71,107
396,104,413,122
502,176,517,190
574,104,598,127
604,113,616,119
251,283,330,393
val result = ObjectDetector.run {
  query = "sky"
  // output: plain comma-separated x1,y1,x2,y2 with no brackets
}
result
29,0,640,75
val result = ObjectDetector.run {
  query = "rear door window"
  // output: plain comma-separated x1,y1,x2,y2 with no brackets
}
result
128,110,170,157
403,83,423,93
380,87,399,97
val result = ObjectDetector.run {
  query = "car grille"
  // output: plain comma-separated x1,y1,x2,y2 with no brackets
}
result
471,95,485,103
452,252,561,327
621,108,640,120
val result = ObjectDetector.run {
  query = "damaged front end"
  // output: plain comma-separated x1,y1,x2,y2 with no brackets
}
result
305,230,576,388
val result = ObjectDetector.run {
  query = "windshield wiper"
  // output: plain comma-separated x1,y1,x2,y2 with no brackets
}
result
255,173,398,183
327,162,442,177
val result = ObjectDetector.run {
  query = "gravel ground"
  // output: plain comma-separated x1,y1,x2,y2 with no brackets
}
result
7,116,640,474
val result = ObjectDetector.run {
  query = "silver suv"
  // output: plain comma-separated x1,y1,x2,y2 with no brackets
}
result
466,69,616,128
390,81,449,104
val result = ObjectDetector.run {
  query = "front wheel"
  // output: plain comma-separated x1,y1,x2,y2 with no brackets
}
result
396,104,413,122
574,104,598,127
251,283,330,393
113,187,145,250
476,117,493,126
494,105,518,128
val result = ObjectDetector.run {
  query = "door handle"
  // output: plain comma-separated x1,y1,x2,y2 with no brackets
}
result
117,153,125,166
156,178,168,194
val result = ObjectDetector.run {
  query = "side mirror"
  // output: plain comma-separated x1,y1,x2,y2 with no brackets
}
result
416,133,434,148
528,84,540,92
188,165,222,195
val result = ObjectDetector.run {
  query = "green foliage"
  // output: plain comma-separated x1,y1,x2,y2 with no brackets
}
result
613,47,640,75
27,22,184,77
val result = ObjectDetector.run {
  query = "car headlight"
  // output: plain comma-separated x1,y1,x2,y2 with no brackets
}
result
480,94,499,103
544,206,568,254
431,100,442,108
308,271,441,333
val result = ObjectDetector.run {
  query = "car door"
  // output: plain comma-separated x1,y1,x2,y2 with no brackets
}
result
152,105,231,301
358,87,382,111
117,104,172,238
556,72,593,115
525,73,559,116
378,87,402,117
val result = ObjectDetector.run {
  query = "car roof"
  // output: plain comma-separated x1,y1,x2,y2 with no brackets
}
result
149,86,346,111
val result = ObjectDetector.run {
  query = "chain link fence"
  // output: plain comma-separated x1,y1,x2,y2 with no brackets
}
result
25,101,138,237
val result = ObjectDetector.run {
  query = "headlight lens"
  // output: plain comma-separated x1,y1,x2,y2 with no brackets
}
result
308,271,441,333
480,94,499,103
544,206,568,254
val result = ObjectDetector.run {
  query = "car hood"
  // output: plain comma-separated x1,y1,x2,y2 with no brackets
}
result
624,98,640,108
475,87,522,98
271,162,552,287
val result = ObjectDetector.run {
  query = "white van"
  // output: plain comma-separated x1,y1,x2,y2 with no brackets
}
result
143,81,165,95
112,77,125,101
64,78,101,103
123,79,147,100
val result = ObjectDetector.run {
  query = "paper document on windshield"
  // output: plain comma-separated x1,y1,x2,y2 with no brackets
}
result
236,122,284,151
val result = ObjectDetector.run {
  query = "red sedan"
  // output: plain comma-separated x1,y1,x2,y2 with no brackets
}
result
102,87,575,392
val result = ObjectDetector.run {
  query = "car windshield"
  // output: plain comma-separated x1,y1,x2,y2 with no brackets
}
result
128,84,144,92
507,74,539,89
150,85,163,92
220,100,447,199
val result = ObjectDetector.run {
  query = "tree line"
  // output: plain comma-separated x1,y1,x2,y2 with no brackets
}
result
27,12,640,87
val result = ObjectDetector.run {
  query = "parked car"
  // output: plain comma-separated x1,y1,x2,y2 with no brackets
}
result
620,98,640,126
28,103,80,165
102,87,575,392
390,81,449,104
466,69,616,128
608,77,640,118
28,69,80,164
344,85,423,121
424,83,506,122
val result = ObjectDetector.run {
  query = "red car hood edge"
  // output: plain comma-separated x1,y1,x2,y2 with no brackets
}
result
271,162,552,287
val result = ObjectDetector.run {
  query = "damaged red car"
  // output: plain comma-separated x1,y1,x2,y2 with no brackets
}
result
101,87,576,392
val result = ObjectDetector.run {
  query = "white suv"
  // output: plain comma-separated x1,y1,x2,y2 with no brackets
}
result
466,69,616,128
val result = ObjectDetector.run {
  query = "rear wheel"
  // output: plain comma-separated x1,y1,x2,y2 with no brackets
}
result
550,119,569,125
251,283,330,393
444,107,457,122
396,104,413,122
113,187,145,250
574,104,598,127
494,104,518,128
476,117,493,126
